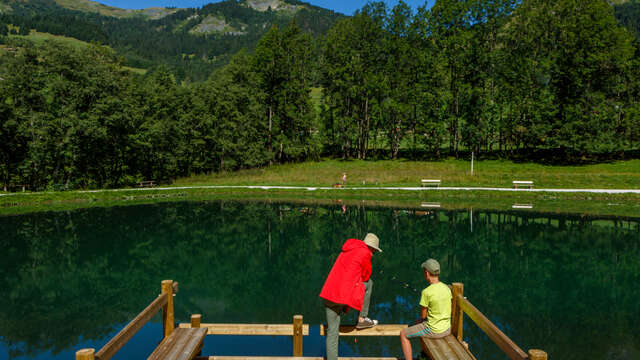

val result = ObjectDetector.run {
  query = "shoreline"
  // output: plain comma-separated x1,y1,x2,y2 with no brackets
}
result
1,186,639,218
2,184,640,197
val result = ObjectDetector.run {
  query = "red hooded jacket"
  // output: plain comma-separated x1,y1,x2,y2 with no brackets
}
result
319,239,372,311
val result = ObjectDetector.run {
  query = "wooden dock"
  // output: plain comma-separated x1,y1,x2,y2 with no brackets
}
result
76,280,547,360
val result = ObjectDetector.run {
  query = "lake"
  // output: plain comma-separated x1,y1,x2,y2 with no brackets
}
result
1,200,638,359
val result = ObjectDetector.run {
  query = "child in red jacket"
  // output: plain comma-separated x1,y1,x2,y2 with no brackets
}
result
320,233,382,360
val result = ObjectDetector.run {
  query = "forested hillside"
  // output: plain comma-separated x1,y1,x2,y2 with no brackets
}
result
1,0,639,192
0,0,341,80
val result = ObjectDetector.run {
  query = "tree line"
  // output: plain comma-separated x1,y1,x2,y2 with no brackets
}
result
0,23,315,189
1,0,640,190
322,0,640,159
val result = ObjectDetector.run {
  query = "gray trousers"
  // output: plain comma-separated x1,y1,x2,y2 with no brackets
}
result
325,279,373,360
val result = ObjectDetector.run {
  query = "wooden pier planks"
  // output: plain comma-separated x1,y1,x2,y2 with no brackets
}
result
148,327,208,360
199,357,399,360
320,324,407,336
75,280,544,360
179,323,310,336
421,335,476,360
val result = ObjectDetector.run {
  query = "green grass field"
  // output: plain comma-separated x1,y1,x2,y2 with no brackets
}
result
5,32,148,74
11,31,92,49
174,158,640,189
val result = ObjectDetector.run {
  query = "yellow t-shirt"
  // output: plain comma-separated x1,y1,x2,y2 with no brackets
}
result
419,282,452,334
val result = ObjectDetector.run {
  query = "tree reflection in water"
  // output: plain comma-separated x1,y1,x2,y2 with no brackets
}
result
0,201,638,359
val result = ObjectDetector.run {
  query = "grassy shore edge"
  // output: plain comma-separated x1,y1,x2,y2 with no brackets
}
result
1,187,639,218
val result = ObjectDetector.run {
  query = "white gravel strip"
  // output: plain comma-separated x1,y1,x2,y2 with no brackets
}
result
1,185,640,197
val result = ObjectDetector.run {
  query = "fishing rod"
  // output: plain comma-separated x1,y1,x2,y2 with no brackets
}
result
378,269,420,293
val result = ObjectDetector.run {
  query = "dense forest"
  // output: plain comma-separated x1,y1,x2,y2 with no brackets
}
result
1,0,640,190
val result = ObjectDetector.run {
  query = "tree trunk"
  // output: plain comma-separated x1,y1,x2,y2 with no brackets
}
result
412,104,417,159
268,105,273,166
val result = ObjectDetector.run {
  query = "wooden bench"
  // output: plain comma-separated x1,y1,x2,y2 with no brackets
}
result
422,283,545,360
138,180,157,188
512,181,534,189
421,180,441,188
319,324,477,360
422,335,475,360
148,327,208,360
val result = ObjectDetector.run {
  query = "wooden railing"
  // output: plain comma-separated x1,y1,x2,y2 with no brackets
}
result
450,283,547,360
75,280,546,360
182,314,310,357
75,280,177,360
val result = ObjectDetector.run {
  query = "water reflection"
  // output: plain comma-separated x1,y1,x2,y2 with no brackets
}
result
0,201,639,359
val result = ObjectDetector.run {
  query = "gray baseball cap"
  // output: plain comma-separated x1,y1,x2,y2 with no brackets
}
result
421,258,440,275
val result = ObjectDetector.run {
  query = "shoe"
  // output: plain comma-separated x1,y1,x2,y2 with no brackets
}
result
356,317,378,329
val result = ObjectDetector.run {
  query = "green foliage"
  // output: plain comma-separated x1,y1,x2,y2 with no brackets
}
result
319,0,640,159
0,38,140,189
501,0,635,154
202,51,270,171
254,23,317,163
0,21,319,190
615,0,640,38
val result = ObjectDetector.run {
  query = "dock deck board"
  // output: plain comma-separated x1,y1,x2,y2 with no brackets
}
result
422,335,476,360
200,357,399,360
320,324,407,336
179,323,310,336
148,328,208,360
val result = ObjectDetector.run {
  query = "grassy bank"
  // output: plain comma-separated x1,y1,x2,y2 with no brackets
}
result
174,158,640,189
1,159,639,217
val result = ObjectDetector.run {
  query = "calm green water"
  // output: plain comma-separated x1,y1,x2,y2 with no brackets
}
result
0,201,639,360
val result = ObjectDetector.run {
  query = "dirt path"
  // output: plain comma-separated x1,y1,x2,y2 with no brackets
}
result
3,185,639,197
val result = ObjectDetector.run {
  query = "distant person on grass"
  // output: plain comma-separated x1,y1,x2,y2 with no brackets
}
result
342,172,347,187
320,233,382,360
400,258,452,360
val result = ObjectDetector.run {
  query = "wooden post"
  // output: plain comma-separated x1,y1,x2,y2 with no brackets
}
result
192,314,204,356
162,280,175,338
451,282,464,342
76,349,95,360
191,314,202,328
528,349,547,360
293,315,303,357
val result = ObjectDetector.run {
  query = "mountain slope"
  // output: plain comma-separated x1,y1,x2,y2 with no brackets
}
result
53,0,178,18
50,0,309,19
0,0,342,80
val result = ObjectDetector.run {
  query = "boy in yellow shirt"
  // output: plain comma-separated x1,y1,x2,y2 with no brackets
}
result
399,258,452,359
